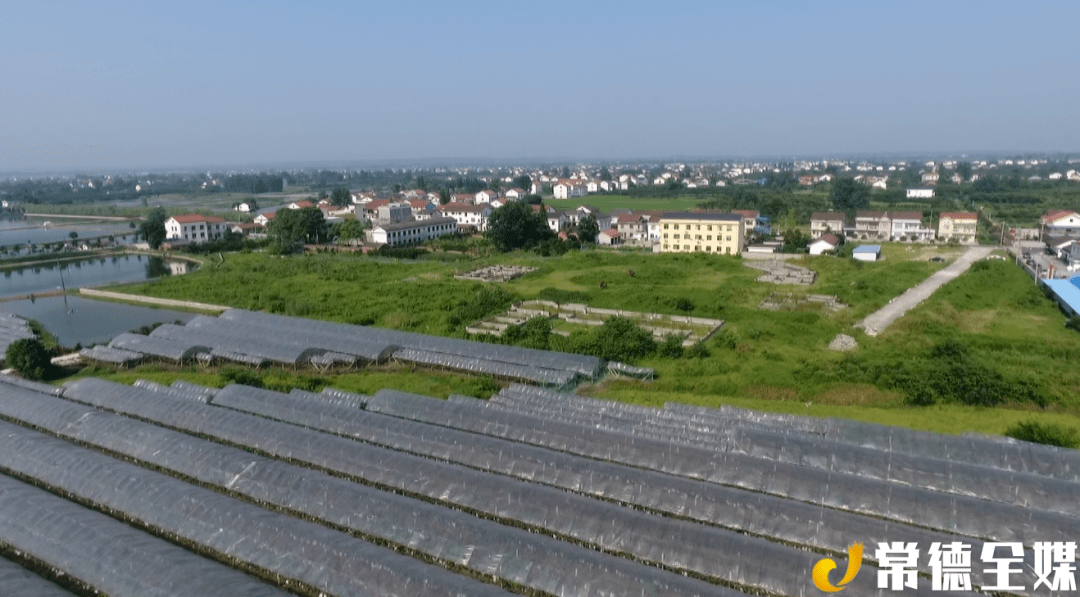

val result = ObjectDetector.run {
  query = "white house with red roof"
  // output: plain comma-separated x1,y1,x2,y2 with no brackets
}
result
165,214,228,241
287,200,315,210
253,212,276,227
1042,209,1080,236
504,188,527,200
475,190,498,204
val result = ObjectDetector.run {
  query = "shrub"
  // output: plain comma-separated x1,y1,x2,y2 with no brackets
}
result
658,334,685,358
674,298,695,313
685,341,711,359
4,338,51,380
219,367,264,388
712,328,738,350
1004,421,1079,449
504,316,553,350
572,316,656,362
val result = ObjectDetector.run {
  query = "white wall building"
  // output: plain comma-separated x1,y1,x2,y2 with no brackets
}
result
165,215,228,242
371,217,458,247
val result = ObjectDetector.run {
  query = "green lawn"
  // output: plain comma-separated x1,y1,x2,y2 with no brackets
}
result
103,245,1080,437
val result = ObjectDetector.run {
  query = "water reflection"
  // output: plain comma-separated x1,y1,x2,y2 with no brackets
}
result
1,255,197,298
0,295,197,347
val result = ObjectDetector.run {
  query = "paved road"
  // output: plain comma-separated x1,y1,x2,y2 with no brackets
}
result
855,245,993,336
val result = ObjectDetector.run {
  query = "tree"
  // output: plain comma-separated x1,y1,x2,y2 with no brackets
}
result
577,214,600,244
576,317,656,362
68,231,78,240
330,187,351,206
599,167,612,182
5,338,51,380
270,207,327,253
513,175,532,191
485,201,554,252
956,161,973,183
830,178,870,212
336,218,366,245
139,207,168,249
561,166,571,178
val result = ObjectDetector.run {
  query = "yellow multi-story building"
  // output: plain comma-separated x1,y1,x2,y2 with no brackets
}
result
938,212,978,244
659,212,744,255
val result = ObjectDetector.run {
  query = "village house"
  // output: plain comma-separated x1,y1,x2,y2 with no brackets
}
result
889,211,934,241
808,234,840,255
375,202,411,225
546,211,569,233
597,229,621,246
287,200,315,210
854,211,891,240
1041,210,1080,236
475,190,498,204
659,212,744,255
253,212,275,227
730,209,760,238
810,212,847,237
938,212,978,244
165,214,228,242
553,180,587,199
440,202,493,232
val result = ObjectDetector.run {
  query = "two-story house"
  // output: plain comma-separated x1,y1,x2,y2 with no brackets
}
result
938,212,978,244
855,211,891,240
165,215,228,242
811,212,847,238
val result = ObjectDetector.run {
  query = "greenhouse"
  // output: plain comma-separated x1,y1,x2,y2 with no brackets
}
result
0,371,1074,596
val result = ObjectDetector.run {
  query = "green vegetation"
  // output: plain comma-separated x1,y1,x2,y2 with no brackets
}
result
5,338,52,380
1005,420,1080,448
139,206,168,249
106,244,1080,438
485,201,554,251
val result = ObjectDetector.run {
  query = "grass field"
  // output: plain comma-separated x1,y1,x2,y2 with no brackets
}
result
105,245,1080,437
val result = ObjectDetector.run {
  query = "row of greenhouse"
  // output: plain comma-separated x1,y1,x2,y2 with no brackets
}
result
0,372,1076,596
81,308,608,389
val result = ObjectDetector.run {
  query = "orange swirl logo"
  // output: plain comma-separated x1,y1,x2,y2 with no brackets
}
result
813,542,864,592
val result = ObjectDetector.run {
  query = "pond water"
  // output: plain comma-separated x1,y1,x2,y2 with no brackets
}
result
0,295,197,347
1,255,195,298
0,219,136,254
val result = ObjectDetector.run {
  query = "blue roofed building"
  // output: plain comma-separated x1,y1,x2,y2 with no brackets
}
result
852,244,882,262
1042,275,1080,318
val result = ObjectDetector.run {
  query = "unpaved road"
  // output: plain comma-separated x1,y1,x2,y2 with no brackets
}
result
855,246,993,336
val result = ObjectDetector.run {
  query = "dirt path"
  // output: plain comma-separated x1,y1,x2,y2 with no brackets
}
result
855,246,993,336
79,288,230,313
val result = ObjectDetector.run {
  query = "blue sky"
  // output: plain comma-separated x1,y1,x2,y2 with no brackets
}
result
2,1,1078,171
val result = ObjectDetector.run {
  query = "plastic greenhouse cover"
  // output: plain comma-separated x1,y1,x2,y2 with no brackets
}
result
109,332,206,362
220,308,603,376
0,413,512,597
364,389,1080,545
150,323,321,366
0,373,64,396
488,388,1080,517
58,379,956,597
320,386,370,407
134,379,212,403
709,405,1080,482
0,472,285,597
205,384,1017,557
186,315,396,362
172,379,219,396
394,347,576,386
0,384,744,597
0,556,77,597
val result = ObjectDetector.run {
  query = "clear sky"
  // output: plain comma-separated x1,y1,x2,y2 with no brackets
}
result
2,1,1078,172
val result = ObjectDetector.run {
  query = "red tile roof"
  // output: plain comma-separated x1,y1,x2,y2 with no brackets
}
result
170,214,225,224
